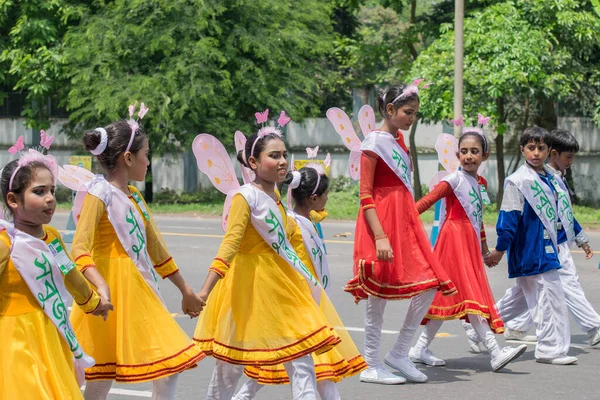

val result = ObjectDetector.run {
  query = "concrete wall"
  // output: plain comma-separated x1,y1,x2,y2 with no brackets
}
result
2,117,599,204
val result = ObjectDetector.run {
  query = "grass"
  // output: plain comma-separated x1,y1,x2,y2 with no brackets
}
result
56,196,600,228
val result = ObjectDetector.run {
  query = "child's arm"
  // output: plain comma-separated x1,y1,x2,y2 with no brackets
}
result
481,221,490,257
485,181,523,267
415,181,452,214
360,152,393,261
573,217,593,259
70,195,112,302
198,194,251,302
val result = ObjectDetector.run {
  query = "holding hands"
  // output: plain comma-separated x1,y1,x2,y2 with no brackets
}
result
484,249,504,268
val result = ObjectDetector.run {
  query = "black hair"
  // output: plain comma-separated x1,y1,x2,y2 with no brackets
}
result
548,128,579,154
459,131,489,153
520,126,550,147
1,159,52,218
236,129,285,170
285,167,330,206
83,120,146,172
376,84,420,118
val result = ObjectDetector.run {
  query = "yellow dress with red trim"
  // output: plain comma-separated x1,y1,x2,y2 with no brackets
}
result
0,225,101,399
416,176,503,333
244,218,367,384
193,193,341,368
345,133,457,302
70,186,205,383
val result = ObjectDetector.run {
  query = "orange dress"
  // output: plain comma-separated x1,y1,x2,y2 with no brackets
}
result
417,177,503,333
345,133,457,301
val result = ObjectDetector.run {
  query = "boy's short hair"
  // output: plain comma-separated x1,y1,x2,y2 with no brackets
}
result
548,128,580,154
520,126,550,147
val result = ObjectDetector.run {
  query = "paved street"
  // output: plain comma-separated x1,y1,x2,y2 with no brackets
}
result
52,212,600,400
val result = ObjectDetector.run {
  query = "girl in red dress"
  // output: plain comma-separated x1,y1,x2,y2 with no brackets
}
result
409,130,526,372
344,83,457,385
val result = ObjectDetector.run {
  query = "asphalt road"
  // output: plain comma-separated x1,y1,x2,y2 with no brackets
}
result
50,212,600,400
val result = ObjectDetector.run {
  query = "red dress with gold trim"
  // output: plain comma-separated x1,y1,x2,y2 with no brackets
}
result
344,133,457,302
417,176,503,333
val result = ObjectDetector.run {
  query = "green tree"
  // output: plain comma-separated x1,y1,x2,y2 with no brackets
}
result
411,0,600,207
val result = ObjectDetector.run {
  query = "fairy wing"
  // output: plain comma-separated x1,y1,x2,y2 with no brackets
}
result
428,170,450,191
358,105,376,138
234,131,255,184
434,134,459,174
478,160,488,176
57,165,95,191
326,107,362,151
349,147,362,181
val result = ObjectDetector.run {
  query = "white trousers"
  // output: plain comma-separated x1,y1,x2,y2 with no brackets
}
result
506,242,600,334
233,378,340,400
496,269,570,360
83,374,179,400
417,315,501,357
364,289,436,367
207,356,317,400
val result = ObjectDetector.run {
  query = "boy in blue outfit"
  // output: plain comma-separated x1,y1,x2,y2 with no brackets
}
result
486,127,577,365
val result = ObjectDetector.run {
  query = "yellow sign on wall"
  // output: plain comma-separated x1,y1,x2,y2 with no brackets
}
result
69,156,92,171
294,160,331,176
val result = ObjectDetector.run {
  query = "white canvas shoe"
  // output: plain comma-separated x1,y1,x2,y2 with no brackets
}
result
409,346,446,366
536,356,578,365
359,366,407,385
588,328,600,347
490,345,527,372
503,328,537,342
384,353,428,383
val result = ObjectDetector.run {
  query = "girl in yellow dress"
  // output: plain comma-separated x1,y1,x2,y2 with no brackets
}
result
193,126,343,400
70,106,205,400
0,149,113,399
235,165,367,400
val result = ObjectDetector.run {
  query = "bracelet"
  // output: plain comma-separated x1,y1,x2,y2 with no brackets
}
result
374,234,388,241
484,251,491,257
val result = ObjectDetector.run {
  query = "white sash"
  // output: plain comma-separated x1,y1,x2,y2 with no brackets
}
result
0,221,95,385
442,171,484,242
546,167,576,246
360,131,413,195
238,185,322,304
507,164,559,248
86,176,163,303
289,211,330,294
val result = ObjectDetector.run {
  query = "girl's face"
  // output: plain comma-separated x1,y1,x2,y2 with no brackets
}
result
521,140,549,171
387,100,419,132
457,136,488,175
127,137,150,181
9,167,56,227
251,138,288,184
311,187,329,212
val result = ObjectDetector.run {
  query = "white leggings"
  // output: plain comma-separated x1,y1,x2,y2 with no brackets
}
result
207,355,317,400
233,378,340,400
416,315,500,358
83,374,179,400
364,290,436,367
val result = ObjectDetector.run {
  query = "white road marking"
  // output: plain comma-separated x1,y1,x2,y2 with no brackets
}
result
81,386,151,398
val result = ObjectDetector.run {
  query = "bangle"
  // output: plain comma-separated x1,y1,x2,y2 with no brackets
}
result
374,234,388,241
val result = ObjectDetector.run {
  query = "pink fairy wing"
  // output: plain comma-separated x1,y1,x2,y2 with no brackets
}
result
435,134,459,173
234,131,255,184
57,165,95,191
358,105,376,138
221,190,237,232
349,147,362,181
72,189,87,226
192,134,240,195
326,107,361,151
428,170,450,191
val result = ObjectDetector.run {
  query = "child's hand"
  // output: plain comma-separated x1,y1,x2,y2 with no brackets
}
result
375,236,393,261
582,243,594,260
181,289,205,319
484,250,504,267
92,297,114,321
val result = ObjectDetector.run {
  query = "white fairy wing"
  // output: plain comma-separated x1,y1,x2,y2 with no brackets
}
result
192,134,241,195
428,170,450,191
358,105,376,138
57,165,95,191
234,130,255,184
435,134,459,173
326,107,362,151
349,147,362,181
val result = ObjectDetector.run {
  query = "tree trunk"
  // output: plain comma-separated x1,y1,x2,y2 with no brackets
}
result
496,97,506,210
409,118,422,200
536,97,558,131
510,98,530,174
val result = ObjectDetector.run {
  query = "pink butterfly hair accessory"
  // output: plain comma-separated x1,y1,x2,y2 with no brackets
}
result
390,78,427,104
462,114,491,153
249,110,290,159
304,147,331,196
39,130,54,150
125,102,149,152
8,138,58,191
8,135,24,155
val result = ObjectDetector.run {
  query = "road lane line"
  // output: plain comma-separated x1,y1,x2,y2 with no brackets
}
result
81,386,151,398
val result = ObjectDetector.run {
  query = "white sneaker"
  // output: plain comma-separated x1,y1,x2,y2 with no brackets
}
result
504,328,537,342
588,328,600,347
384,353,428,383
536,356,578,365
467,337,487,354
409,346,446,366
490,345,527,372
359,366,406,385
